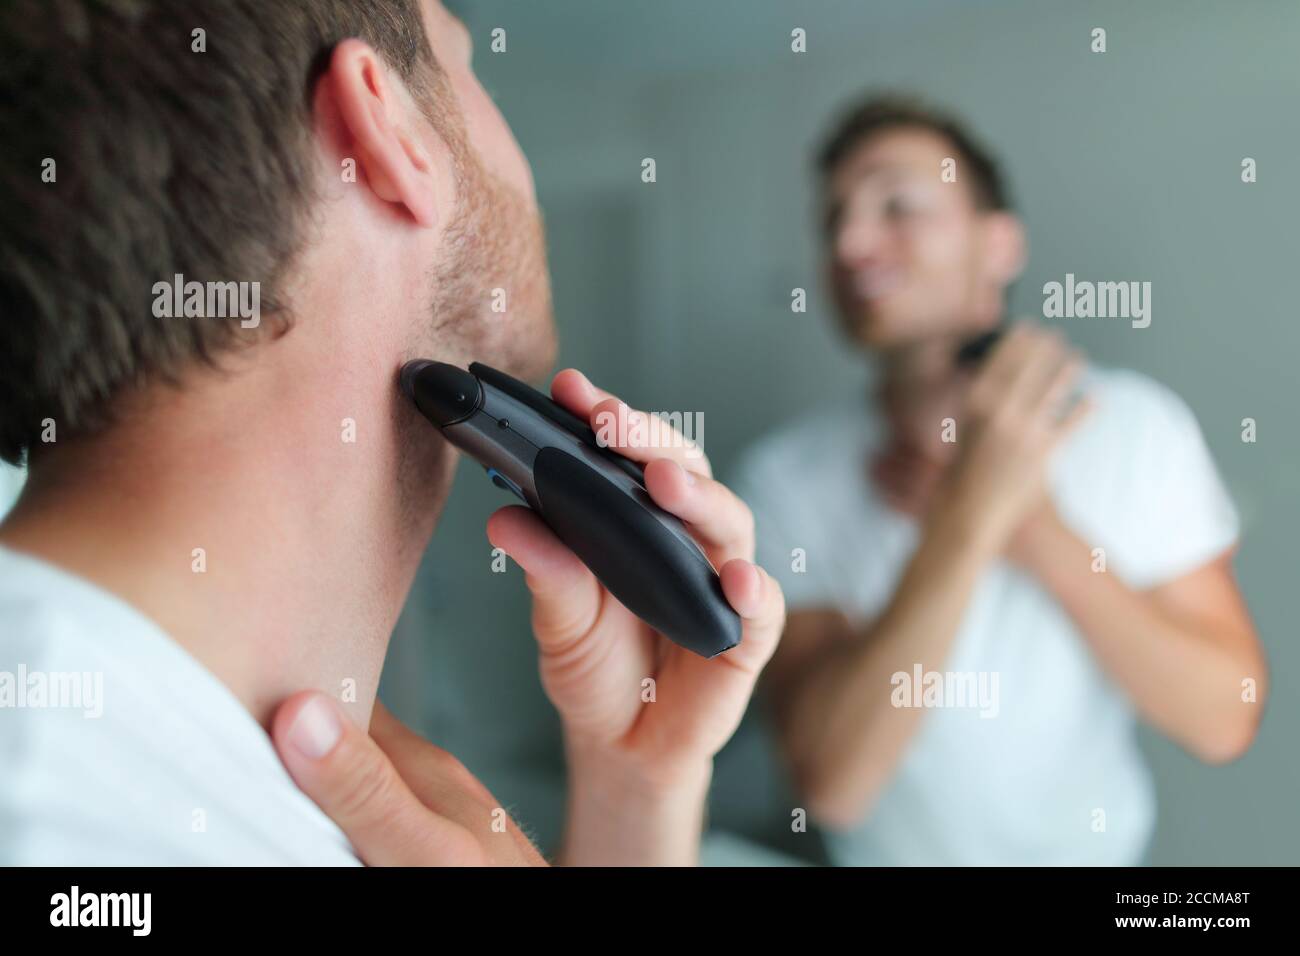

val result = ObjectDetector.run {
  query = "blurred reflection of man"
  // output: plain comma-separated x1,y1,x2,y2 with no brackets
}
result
735,95,1266,865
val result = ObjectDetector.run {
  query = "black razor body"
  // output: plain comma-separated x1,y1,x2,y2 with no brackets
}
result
401,360,742,659
953,324,1088,419
954,327,1003,368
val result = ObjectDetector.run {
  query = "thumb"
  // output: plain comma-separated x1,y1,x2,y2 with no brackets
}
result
487,505,651,741
486,504,605,651
271,691,483,866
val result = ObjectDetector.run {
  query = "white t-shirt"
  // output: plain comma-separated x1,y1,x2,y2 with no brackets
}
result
734,367,1239,866
0,545,360,865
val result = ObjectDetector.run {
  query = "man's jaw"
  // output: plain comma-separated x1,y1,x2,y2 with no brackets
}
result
848,264,906,302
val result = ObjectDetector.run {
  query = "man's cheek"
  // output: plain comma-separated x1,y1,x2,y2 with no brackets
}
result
461,91,534,201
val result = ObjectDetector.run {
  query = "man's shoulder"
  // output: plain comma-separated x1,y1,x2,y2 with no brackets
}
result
0,551,110,691
1055,364,1238,586
1072,365,1205,453
0,546,170,694
1085,365,1188,413
0,547,359,866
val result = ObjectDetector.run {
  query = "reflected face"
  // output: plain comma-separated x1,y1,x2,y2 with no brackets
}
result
417,1,556,379
822,127,993,352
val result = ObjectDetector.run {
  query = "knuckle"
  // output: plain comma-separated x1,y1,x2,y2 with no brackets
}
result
428,754,499,806
420,820,490,866
531,590,598,646
439,754,493,802
334,754,402,822
424,744,466,776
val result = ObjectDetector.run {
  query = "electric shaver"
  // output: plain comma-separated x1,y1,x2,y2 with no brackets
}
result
400,360,742,658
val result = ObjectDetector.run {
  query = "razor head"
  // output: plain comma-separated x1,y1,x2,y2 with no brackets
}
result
954,328,1003,368
402,360,646,486
400,360,483,427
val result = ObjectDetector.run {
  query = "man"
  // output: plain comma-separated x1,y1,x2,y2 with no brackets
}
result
735,96,1266,865
0,0,783,865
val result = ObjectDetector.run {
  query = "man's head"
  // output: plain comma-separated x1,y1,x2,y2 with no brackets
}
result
0,0,554,467
816,94,1025,354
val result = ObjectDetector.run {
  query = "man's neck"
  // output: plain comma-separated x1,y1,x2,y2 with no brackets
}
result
0,336,456,733
881,334,962,384
873,332,971,442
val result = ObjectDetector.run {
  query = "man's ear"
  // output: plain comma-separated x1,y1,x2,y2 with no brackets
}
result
980,211,1028,285
326,38,438,227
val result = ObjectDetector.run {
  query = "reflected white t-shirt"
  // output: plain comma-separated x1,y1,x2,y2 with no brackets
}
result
734,367,1240,866
0,545,360,865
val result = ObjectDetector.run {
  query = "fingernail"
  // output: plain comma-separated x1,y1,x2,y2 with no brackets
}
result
678,460,696,485
288,695,342,760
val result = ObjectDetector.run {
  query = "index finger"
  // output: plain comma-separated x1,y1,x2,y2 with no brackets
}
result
550,368,713,478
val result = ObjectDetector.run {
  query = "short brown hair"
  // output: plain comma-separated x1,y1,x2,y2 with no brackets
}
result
817,93,1010,212
0,0,446,465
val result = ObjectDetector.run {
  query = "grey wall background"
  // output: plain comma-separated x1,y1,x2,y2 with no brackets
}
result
381,0,1300,864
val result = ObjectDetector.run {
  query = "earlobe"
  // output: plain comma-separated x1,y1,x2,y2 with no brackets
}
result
326,38,438,227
